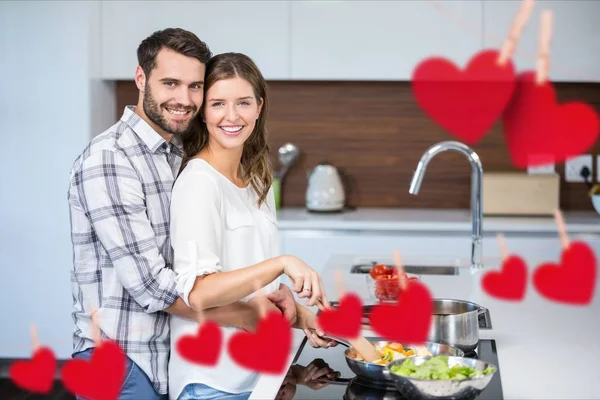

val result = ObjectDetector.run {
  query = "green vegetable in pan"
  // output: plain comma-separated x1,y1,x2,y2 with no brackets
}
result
390,355,496,381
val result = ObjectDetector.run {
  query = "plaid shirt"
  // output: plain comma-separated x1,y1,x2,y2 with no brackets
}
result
68,106,183,395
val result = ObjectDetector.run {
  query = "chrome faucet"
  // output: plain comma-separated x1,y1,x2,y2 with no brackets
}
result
408,141,484,270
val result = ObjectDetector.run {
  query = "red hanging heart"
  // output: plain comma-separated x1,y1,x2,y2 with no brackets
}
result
61,340,126,400
412,49,516,144
228,311,291,375
176,321,222,366
481,255,528,301
316,293,363,339
9,347,57,394
533,241,597,305
368,281,433,344
502,71,600,168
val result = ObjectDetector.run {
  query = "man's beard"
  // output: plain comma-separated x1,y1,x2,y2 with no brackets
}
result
143,82,197,135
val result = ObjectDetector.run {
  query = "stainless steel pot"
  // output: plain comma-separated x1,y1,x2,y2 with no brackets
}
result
428,299,492,354
324,299,492,355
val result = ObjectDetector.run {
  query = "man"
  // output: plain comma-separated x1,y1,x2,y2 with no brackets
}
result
67,28,320,400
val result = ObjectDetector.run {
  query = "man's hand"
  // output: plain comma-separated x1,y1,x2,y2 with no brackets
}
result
247,295,282,318
267,284,298,326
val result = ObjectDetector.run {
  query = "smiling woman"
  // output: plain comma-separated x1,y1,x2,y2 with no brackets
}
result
168,53,334,400
180,52,272,206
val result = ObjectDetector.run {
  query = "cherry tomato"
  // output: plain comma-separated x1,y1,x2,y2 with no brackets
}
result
386,284,401,297
370,264,389,279
376,291,388,301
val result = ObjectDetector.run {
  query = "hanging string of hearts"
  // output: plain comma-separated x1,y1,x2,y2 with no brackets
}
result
481,233,528,301
177,283,294,375
412,0,599,168
316,250,434,348
482,209,597,305
226,285,293,375
10,310,127,400
9,324,57,395
532,210,597,305
60,308,127,400
176,296,223,366
368,250,434,344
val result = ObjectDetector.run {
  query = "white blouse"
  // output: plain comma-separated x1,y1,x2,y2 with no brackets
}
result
168,158,281,399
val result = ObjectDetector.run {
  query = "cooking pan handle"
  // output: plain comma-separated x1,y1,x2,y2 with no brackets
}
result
477,306,493,329
307,329,352,347
320,333,351,347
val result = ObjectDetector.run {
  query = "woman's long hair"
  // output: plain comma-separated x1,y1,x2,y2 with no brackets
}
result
180,52,274,207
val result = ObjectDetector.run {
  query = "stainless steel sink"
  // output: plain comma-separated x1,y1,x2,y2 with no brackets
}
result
350,262,459,276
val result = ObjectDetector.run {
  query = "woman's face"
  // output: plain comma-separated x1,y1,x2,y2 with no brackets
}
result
203,76,262,151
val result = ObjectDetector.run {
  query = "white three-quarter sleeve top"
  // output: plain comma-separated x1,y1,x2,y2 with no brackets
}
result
167,158,281,399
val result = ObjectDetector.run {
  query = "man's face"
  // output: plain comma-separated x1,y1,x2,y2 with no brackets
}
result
141,48,205,136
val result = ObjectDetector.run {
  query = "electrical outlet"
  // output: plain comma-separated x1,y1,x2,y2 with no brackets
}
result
565,155,592,182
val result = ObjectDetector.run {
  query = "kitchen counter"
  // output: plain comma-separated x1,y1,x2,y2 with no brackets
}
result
276,207,600,234
250,253,600,400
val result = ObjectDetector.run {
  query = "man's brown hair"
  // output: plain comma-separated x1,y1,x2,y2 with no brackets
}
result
137,28,212,77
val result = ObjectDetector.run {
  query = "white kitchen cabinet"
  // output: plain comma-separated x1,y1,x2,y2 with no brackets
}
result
482,0,600,82
290,0,483,80
100,1,291,80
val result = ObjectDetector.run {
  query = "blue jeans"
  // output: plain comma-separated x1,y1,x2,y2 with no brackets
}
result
73,348,167,400
177,383,251,400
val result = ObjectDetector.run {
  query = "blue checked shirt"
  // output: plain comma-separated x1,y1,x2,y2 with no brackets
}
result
68,106,184,395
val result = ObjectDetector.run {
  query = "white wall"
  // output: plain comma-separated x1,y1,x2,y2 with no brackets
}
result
0,0,115,359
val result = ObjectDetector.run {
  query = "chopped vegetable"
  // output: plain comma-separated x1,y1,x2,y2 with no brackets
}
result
388,343,404,352
390,355,496,381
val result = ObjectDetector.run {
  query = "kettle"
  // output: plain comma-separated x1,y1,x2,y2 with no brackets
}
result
305,160,351,212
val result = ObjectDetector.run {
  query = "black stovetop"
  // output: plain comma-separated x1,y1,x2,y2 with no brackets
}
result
275,339,503,400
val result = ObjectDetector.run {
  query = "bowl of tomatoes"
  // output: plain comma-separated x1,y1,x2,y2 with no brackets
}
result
366,264,420,302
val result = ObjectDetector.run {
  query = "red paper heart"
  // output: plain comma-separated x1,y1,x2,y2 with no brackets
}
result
412,49,516,144
502,71,600,168
61,341,126,400
317,293,362,339
481,255,528,301
228,311,291,375
176,321,222,366
9,347,57,394
368,281,433,343
533,241,597,305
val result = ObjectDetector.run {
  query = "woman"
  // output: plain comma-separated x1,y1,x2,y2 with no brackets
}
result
168,52,333,400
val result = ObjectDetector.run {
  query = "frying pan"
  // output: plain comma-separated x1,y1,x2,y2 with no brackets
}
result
321,336,464,386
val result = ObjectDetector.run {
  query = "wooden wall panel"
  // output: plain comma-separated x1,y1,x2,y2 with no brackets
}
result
116,80,600,210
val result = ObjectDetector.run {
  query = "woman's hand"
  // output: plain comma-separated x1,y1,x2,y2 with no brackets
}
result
280,255,328,307
296,305,338,349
